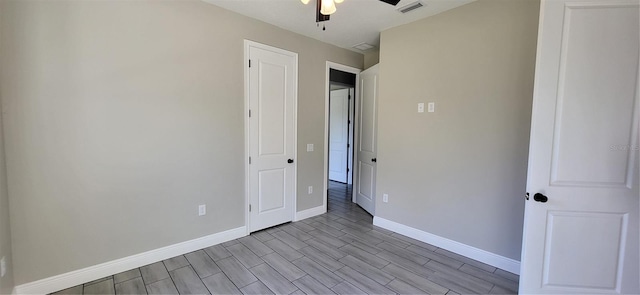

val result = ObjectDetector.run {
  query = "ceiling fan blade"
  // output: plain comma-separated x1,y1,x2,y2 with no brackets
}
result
379,0,401,5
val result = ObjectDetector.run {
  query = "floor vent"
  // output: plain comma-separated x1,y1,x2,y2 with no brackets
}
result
397,1,424,13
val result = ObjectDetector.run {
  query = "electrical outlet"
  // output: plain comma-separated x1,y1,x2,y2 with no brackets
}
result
1,256,6,278
198,205,206,216
308,186,313,194
307,144,314,152
383,194,389,203
418,103,425,113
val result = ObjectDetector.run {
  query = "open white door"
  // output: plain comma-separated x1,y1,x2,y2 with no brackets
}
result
519,1,639,293
329,88,350,183
246,41,297,233
355,65,379,215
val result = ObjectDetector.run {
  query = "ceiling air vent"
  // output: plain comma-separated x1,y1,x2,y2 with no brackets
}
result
397,1,424,13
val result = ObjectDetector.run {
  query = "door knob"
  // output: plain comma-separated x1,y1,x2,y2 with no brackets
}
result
533,193,548,203
287,159,294,164
371,158,377,163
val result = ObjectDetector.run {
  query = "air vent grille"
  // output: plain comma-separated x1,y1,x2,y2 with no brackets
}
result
398,1,424,13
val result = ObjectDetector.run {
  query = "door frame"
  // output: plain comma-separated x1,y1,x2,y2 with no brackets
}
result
324,62,361,209
244,40,298,234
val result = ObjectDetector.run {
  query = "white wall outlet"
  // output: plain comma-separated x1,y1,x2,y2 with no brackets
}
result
383,194,389,203
308,186,313,194
198,205,206,216
1,256,6,278
428,102,435,113
418,103,425,113
307,144,314,152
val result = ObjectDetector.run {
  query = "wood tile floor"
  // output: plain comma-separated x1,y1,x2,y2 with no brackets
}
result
52,181,519,294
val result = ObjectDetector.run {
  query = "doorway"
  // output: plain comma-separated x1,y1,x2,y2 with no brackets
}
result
324,62,360,213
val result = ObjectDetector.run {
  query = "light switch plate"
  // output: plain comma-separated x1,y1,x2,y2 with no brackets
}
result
307,144,314,152
308,186,313,194
383,194,389,203
198,205,206,216
428,102,435,112
1,256,6,278
418,103,425,113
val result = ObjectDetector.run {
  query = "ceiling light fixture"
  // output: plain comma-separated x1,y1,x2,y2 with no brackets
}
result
300,0,345,30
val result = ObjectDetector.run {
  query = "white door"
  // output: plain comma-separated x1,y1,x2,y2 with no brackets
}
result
329,88,350,183
519,1,639,294
246,41,297,233
355,65,379,215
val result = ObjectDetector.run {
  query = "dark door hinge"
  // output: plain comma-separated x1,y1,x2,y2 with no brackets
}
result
249,157,252,164
249,59,251,67
249,109,252,117
249,204,252,212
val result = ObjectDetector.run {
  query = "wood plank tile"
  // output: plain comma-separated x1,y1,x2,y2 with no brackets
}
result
338,255,394,285
377,242,429,265
264,238,304,261
145,278,178,295
169,266,210,295
204,244,232,261
307,222,345,237
340,244,389,269
280,224,313,241
336,234,382,254
261,253,306,281
331,281,365,295
84,279,115,295
140,262,170,285
239,236,274,257
226,243,264,268
293,275,336,295
405,245,463,269
458,264,518,293
52,285,83,295
290,221,315,232
251,231,275,242
271,231,308,250
434,248,497,273
298,246,345,272
202,272,242,295
390,233,439,252
115,277,147,295
305,238,347,260
249,263,297,295
163,256,190,272
381,263,446,294
240,281,274,295
494,269,519,283
216,257,258,288
114,268,142,284
307,230,347,248
386,278,428,295
292,257,343,288
425,260,493,293
375,250,432,276
335,266,395,295
185,250,222,278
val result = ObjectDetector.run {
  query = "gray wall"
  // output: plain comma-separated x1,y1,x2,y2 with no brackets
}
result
376,0,539,260
0,0,362,284
0,2,14,292
364,49,380,69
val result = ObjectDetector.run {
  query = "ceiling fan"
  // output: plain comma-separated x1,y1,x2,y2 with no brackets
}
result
301,0,401,29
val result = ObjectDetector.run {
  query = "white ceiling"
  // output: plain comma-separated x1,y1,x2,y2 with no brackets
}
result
202,0,474,52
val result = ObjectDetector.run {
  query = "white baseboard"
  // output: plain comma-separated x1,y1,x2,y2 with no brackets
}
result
373,216,520,275
14,226,247,295
294,205,326,221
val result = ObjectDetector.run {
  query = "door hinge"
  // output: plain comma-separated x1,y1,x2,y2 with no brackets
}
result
249,109,252,117
249,157,252,164
347,168,349,172
249,59,251,68
347,144,350,148
249,204,252,212
348,120,351,125
348,94,351,100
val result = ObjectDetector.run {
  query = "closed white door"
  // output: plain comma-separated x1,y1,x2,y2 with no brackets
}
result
355,65,379,215
246,41,297,233
519,1,639,293
329,88,350,183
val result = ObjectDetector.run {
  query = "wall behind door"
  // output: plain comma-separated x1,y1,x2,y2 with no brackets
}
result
0,0,362,285
376,0,539,261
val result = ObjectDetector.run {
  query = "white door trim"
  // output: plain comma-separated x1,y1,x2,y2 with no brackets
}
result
244,40,298,234
325,62,361,209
